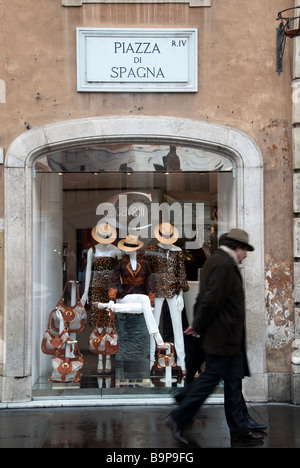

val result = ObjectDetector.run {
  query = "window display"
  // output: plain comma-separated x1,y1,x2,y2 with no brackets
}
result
82,223,121,374
146,223,189,374
32,143,236,399
92,233,168,348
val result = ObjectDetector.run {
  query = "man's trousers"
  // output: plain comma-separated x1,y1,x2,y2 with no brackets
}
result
169,352,250,436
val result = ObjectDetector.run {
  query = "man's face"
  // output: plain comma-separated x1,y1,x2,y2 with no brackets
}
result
236,247,248,263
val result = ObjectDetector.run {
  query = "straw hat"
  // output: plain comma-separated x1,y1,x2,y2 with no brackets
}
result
154,222,179,244
118,234,144,252
224,228,254,251
91,223,117,244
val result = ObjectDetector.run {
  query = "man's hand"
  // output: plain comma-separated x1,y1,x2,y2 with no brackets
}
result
184,326,200,337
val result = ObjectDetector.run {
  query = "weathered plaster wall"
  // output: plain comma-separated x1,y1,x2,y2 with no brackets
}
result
257,119,294,374
0,0,294,143
0,0,296,388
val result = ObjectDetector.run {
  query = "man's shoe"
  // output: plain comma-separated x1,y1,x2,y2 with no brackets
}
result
231,431,264,442
247,417,268,431
164,415,189,446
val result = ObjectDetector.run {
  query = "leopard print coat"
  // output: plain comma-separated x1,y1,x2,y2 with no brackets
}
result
146,245,189,299
90,249,117,328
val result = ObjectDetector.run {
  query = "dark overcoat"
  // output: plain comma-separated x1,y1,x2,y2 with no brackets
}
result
193,249,248,362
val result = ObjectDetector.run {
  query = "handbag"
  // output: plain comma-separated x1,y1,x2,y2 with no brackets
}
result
157,343,176,368
49,342,84,383
51,280,87,333
41,310,70,355
88,308,119,356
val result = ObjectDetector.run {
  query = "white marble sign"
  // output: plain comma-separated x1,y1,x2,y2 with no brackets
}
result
76,28,198,92
64,1,211,6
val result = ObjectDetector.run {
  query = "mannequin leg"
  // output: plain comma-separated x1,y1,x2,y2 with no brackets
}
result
93,297,166,347
93,301,143,313
97,353,112,374
167,297,186,371
105,355,111,373
97,355,104,374
119,294,163,344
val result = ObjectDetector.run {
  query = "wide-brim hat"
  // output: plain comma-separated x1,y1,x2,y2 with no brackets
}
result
224,228,254,251
118,234,144,252
91,223,117,244
154,222,179,244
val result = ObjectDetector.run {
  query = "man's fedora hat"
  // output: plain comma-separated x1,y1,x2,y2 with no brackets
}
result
118,234,144,252
154,222,179,245
224,228,254,251
91,223,117,244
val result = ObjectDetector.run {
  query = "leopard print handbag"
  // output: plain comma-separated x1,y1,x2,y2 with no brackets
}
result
88,308,119,356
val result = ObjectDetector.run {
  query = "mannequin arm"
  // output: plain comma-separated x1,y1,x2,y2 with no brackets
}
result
81,248,93,306
175,289,184,312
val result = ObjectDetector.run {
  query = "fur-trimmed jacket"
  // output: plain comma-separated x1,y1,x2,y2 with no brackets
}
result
108,253,156,306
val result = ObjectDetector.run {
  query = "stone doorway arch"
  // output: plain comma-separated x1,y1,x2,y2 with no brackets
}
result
2,116,266,403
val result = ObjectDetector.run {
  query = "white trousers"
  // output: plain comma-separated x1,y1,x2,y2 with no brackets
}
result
116,294,159,336
96,294,164,344
150,297,186,369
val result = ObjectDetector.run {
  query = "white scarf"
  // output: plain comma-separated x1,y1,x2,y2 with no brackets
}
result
220,245,243,269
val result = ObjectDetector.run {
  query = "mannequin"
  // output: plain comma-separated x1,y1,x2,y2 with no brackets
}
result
92,234,167,350
147,223,189,373
81,223,121,374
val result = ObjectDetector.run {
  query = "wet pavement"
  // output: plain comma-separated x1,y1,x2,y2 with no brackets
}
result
0,402,299,449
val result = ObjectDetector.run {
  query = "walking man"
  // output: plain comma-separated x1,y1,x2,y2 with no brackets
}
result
164,228,265,445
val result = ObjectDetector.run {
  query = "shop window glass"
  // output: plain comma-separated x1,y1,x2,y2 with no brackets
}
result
32,143,235,399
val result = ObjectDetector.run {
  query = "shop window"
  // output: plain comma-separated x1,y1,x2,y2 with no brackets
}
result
32,142,235,398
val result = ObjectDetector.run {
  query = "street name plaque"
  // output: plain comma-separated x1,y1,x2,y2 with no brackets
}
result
77,28,198,92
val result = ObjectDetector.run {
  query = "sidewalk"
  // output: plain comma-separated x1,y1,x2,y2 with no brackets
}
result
0,402,299,448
